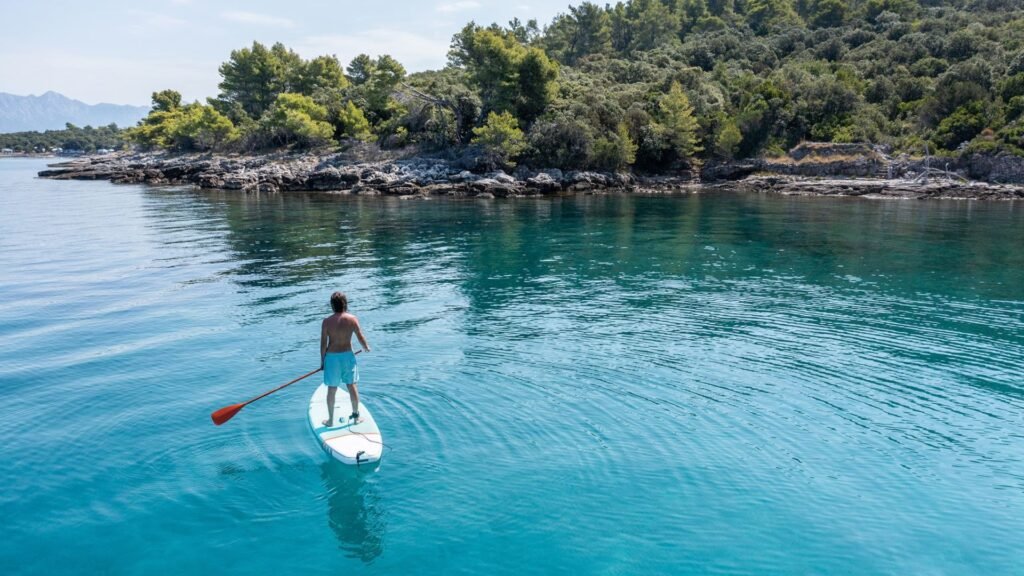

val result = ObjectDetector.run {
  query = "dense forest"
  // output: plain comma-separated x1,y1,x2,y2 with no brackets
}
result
15,0,1024,171
0,123,126,154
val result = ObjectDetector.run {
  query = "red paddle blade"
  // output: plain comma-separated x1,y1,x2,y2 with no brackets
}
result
211,403,245,426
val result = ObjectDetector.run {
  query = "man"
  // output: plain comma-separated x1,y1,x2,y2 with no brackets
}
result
321,291,371,427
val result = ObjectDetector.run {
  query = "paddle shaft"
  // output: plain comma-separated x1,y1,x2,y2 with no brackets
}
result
240,367,320,407
211,350,364,424
241,350,363,407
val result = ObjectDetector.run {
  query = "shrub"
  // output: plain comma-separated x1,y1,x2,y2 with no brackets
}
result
591,122,637,170
335,101,373,140
934,101,989,150
527,115,594,169
471,111,527,168
171,104,238,151
715,119,743,158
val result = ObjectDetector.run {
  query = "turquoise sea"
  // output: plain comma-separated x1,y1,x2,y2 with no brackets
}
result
1,157,1022,575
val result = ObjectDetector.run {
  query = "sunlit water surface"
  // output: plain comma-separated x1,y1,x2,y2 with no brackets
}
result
1,158,1022,574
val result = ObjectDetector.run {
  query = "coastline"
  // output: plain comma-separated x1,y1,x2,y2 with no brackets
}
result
2,153,58,159
36,150,1024,200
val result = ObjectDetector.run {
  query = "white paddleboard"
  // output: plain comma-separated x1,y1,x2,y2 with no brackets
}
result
308,384,383,466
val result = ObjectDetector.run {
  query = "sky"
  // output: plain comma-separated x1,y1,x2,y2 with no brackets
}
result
0,0,573,106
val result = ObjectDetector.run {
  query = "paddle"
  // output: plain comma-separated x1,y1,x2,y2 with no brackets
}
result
210,351,362,426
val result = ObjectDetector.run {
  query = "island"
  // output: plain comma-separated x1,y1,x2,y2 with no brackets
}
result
31,0,1024,199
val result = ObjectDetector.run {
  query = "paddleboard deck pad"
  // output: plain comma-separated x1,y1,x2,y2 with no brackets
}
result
308,384,383,466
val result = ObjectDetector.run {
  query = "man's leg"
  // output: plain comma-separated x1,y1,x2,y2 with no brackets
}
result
323,386,337,427
347,382,360,421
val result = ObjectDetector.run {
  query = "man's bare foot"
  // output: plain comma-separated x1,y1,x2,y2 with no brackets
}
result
322,419,333,427
348,412,362,424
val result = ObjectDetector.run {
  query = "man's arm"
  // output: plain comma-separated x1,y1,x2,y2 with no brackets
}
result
354,318,371,352
320,320,329,368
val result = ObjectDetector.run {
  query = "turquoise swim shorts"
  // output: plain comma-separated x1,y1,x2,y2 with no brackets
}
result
323,351,358,387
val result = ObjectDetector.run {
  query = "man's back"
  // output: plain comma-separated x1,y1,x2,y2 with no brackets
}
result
323,312,358,352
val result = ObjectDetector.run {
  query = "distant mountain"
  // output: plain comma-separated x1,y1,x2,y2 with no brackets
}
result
0,91,149,133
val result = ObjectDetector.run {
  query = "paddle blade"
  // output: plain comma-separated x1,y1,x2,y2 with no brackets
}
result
211,403,245,426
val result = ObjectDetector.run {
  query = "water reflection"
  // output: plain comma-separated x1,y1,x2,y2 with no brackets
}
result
142,189,1024,305
320,462,385,564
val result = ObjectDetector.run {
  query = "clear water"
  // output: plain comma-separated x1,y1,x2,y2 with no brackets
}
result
1,157,1023,575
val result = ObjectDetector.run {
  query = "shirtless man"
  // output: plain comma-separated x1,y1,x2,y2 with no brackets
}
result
320,291,371,427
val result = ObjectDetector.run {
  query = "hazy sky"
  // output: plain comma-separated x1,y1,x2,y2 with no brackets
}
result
0,0,572,106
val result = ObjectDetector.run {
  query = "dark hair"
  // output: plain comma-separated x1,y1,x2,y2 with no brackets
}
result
330,291,348,314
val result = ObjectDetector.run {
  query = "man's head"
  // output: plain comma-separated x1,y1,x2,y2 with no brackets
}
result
330,291,348,314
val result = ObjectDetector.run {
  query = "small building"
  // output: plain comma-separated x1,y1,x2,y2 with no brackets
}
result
0,148,14,155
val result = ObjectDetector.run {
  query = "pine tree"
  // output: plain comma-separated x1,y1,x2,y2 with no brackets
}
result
659,82,703,159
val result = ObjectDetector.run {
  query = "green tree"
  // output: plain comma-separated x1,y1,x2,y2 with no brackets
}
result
628,0,681,51
678,0,710,31
808,0,846,28
270,42,305,85
864,0,916,19
128,91,238,152
471,111,527,167
1006,95,1024,122
297,55,350,95
127,91,185,149
207,97,257,135
151,89,182,113
659,81,703,159
516,48,560,123
745,0,802,34
450,26,558,123
172,104,238,151
451,27,523,112
934,101,989,150
347,54,375,85
922,59,991,127
543,3,613,64
999,73,1024,102
335,100,373,140
507,17,541,43
346,54,406,126
218,41,304,119
609,2,632,52
715,118,743,158
261,93,334,147
365,55,406,116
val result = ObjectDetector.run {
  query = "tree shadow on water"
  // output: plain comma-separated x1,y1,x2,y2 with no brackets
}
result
320,461,386,564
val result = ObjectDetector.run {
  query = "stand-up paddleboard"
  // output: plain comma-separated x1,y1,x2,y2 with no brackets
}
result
308,384,383,466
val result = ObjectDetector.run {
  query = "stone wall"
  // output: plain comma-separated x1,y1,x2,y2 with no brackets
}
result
964,153,1024,184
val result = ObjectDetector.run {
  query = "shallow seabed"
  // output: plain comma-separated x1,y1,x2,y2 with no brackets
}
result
1,158,1022,575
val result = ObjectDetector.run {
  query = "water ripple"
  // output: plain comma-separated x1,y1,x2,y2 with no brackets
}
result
1,160,1023,574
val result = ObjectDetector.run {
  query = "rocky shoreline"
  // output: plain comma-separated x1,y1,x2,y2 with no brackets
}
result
724,175,1024,200
36,149,1024,200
